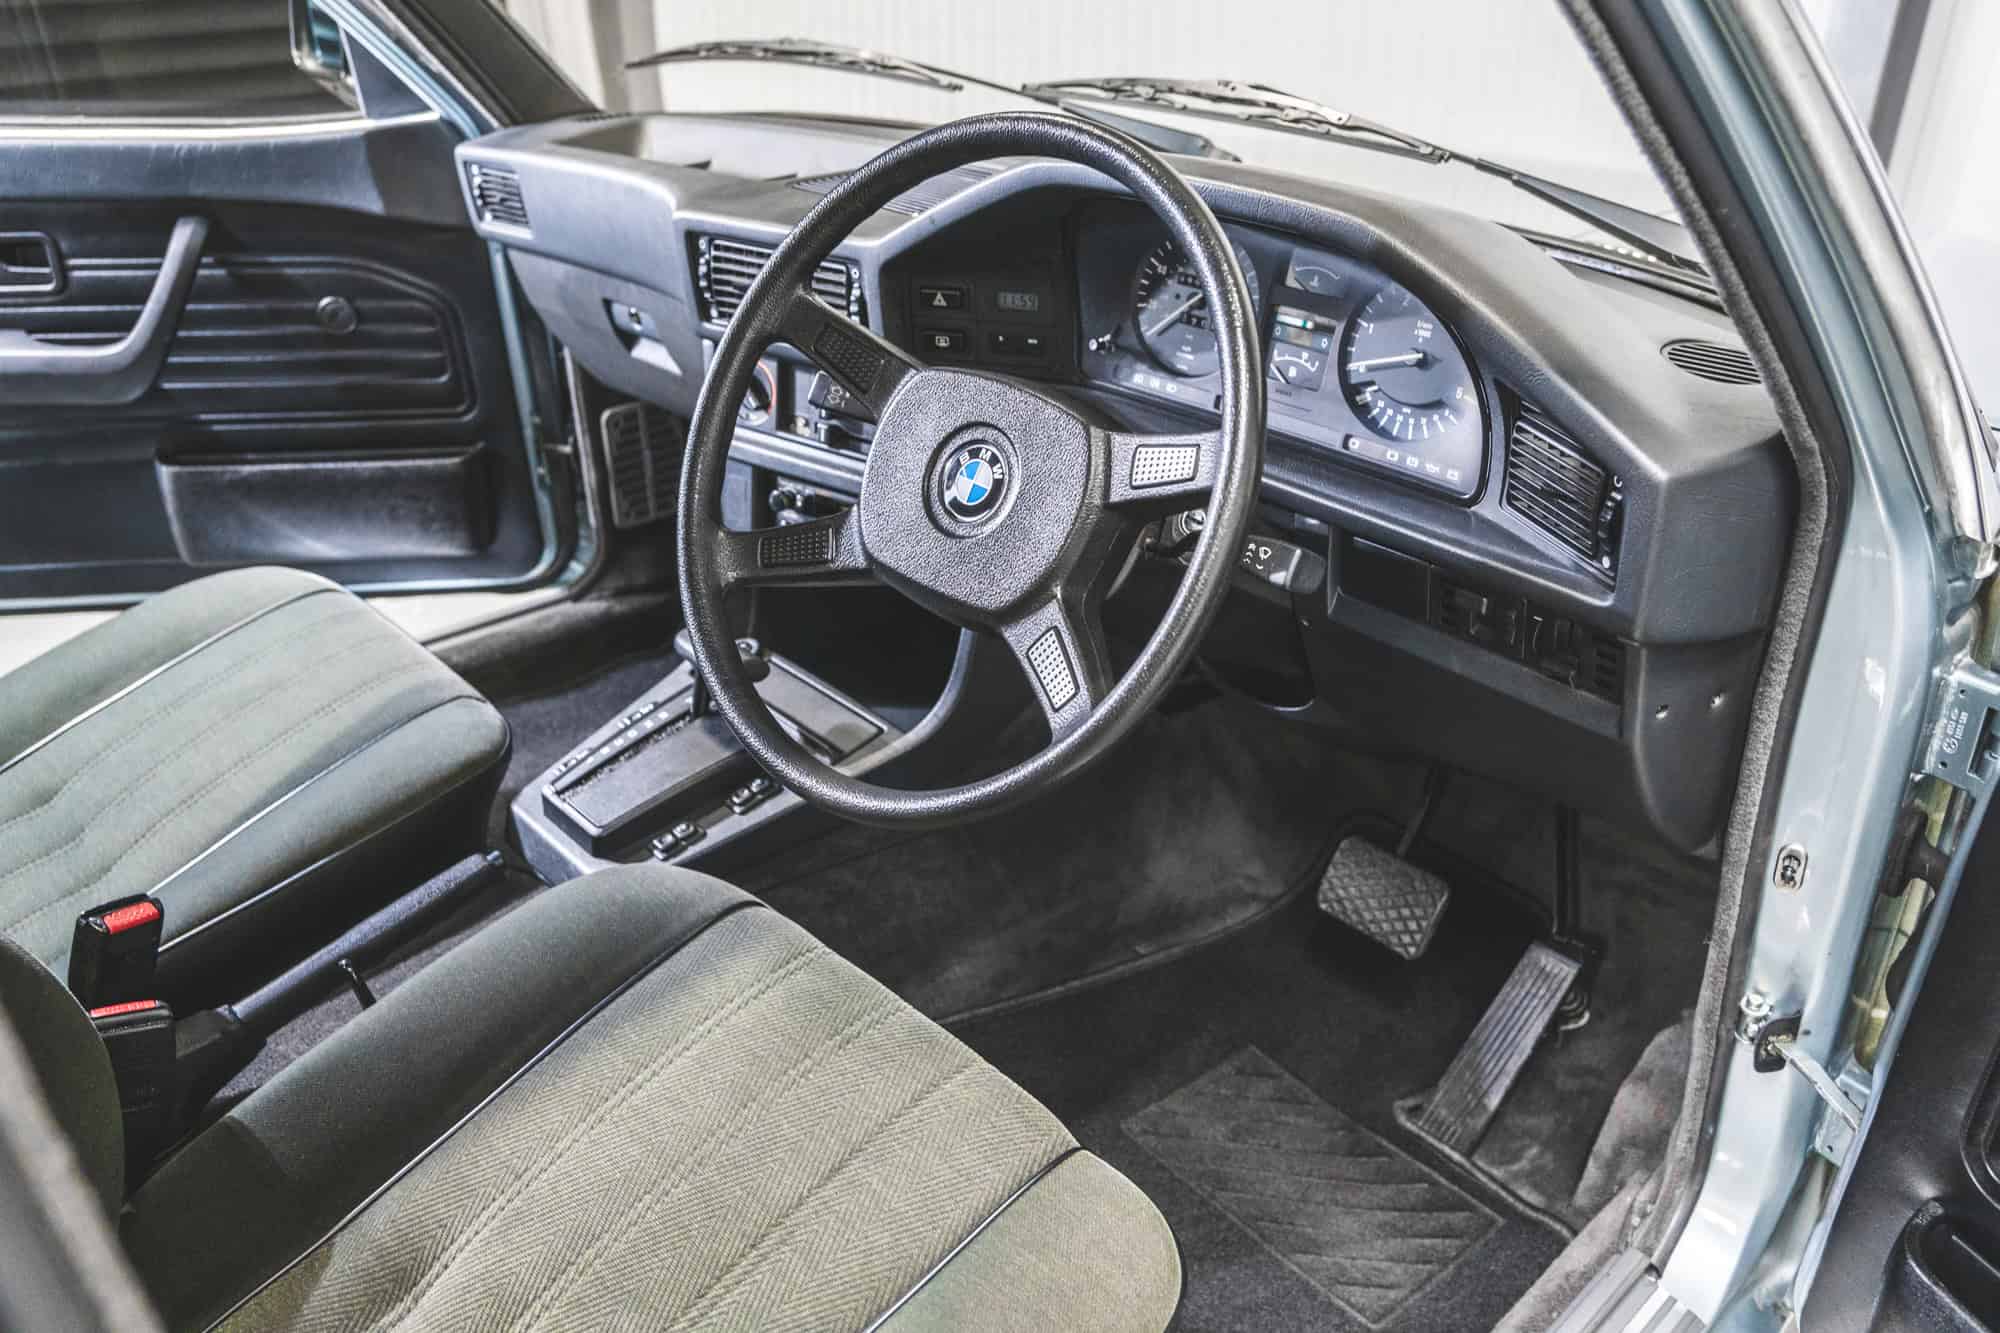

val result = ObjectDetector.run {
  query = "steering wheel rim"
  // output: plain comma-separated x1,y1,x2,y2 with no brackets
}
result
679,110,1264,829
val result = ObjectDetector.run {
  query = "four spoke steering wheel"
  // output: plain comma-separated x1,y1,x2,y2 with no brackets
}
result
679,111,1265,827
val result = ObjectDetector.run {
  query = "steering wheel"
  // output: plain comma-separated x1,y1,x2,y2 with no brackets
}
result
680,111,1264,828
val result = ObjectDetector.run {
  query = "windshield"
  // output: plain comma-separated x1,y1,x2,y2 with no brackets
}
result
594,3,1677,239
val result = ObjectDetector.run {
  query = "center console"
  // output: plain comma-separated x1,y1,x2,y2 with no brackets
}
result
512,634,902,884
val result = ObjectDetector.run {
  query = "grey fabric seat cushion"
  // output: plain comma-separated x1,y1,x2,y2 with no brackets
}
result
123,865,1180,1332
0,567,507,998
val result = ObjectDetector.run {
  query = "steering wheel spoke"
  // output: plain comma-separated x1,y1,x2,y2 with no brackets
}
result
714,508,874,590
775,285,923,422
1104,427,1223,513
1000,596,1112,743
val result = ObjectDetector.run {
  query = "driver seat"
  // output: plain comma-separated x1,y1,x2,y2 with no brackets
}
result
1,863,1182,1331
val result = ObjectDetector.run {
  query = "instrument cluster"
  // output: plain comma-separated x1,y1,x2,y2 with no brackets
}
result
1076,203,1489,501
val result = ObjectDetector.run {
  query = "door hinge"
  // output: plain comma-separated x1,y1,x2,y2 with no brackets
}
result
1736,993,1864,1157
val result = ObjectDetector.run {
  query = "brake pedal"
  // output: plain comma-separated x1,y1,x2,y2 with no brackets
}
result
1414,942,1581,1153
1316,836,1451,960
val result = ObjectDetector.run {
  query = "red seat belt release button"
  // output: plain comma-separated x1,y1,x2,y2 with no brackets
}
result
67,894,164,1009
89,998,176,1170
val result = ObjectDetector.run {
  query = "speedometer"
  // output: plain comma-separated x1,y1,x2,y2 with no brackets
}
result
1339,282,1479,446
1132,237,1261,378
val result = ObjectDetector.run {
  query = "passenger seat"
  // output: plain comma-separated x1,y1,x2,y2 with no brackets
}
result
0,567,509,1005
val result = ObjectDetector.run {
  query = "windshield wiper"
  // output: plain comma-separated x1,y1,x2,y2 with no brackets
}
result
1023,76,1703,273
627,39,1236,162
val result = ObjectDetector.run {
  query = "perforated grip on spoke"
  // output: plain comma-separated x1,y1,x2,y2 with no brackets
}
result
759,524,834,568
1027,629,1078,709
812,323,885,392
1130,444,1200,488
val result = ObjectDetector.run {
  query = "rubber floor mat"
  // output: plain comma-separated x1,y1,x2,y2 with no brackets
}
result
1125,1047,1499,1326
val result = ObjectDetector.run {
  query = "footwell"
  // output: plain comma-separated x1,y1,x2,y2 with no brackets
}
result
1127,1047,1498,1326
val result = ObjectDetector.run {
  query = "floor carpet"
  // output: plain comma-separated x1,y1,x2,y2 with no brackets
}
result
953,889,1570,1332
738,697,1424,1022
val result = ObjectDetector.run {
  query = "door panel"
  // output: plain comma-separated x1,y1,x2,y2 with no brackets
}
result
0,125,556,602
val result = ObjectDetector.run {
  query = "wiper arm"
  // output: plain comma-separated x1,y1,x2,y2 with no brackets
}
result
630,38,970,92
1025,75,1703,272
1026,77,1447,162
626,39,1235,161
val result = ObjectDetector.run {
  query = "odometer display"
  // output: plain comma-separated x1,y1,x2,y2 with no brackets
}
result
1132,237,1261,378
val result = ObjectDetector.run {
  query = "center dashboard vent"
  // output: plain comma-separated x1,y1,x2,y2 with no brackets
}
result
466,163,528,231
1503,406,1622,579
1662,338,1761,385
694,235,864,326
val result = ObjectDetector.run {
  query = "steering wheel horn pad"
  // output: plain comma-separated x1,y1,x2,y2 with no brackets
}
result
859,368,1093,624
679,110,1264,828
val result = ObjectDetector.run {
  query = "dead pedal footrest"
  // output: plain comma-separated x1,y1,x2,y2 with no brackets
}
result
1414,942,1582,1154
1316,835,1451,960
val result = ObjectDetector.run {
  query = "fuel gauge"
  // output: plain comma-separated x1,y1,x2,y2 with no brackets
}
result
1267,305,1333,391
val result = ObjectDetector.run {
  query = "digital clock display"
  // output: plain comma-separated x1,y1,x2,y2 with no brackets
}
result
995,289,1041,314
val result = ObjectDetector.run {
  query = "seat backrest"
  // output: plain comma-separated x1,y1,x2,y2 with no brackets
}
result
0,939,161,1331
0,937,124,1211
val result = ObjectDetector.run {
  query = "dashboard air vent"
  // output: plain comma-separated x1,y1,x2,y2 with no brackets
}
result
792,163,1000,216
694,235,863,326
1662,338,1760,385
600,400,680,529
1504,407,1621,578
467,163,528,230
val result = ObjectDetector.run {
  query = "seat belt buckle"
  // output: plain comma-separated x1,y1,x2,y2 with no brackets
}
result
68,894,164,1009
89,998,177,1168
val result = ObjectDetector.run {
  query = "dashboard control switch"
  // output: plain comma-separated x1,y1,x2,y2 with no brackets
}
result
919,328,968,357
1239,534,1305,589
917,285,965,311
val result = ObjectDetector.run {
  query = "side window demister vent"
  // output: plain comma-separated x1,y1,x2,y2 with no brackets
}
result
1503,406,1622,580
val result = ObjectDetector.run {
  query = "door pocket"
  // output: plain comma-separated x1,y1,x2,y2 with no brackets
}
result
157,446,492,566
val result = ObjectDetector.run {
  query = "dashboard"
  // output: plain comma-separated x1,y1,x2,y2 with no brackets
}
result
454,111,1793,855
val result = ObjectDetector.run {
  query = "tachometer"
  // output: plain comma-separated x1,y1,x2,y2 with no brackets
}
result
1339,283,1479,445
1131,237,1261,378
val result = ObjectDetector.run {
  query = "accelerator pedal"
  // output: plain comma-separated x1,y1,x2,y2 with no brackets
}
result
1414,942,1581,1153
1317,836,1451,960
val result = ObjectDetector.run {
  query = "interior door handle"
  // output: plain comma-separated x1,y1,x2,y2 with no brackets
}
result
0,232,61,293
0,215,208,406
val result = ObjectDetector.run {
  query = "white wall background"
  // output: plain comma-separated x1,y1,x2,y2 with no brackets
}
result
1880,0,2000,416
507,0,2000,413
619,0,1671,234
